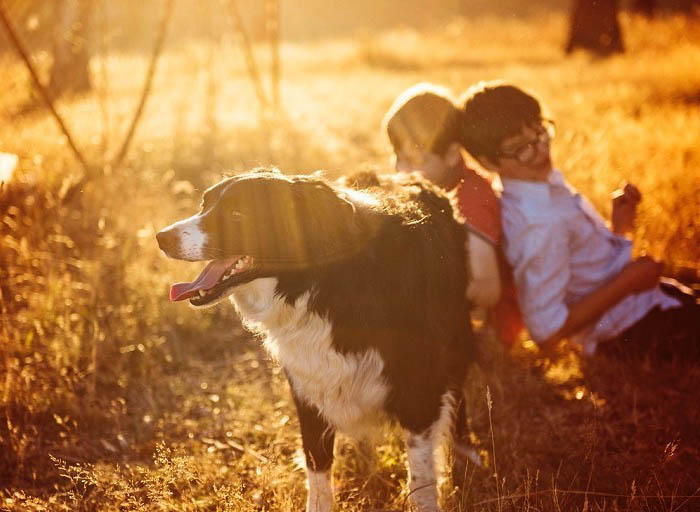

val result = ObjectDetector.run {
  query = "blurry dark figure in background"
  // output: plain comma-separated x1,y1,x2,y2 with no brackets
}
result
631,0,656,17
566,0,624,56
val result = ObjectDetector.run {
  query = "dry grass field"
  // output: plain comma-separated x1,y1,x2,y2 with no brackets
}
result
1,9,700,511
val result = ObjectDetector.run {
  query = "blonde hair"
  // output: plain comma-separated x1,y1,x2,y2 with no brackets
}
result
383,83,462,156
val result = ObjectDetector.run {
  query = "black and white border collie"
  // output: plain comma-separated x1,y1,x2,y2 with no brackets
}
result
157,169,475,512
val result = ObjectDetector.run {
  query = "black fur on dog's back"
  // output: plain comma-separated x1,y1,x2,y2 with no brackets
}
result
272,170,474,431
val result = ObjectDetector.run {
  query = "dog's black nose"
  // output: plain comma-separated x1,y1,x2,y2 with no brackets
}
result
156,229,176,252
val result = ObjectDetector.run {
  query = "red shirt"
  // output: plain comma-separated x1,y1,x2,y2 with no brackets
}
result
452,163,524,348
452,163,501,245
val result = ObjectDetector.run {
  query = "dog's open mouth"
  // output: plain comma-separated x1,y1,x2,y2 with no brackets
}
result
170,256,254,305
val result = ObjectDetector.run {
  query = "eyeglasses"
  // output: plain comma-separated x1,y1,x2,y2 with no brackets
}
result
496,119,555,164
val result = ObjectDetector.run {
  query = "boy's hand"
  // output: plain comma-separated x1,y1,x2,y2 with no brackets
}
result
620,255,663,293
611,183,641,235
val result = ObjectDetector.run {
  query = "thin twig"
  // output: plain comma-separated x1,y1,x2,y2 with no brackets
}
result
402,481,437,511
97,0,111,164
229,0,269,111
266,0,280,112
0,0,91,175
671,484,700,512
110,0,174,170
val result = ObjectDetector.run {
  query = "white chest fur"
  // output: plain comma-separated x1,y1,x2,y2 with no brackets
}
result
230,278,390,437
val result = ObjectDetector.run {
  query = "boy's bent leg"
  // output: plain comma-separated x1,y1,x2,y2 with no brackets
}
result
660,277,699,304
653,279,700,360
598,289,700,362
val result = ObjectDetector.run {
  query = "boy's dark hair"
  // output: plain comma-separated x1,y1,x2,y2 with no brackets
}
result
383,83,462,157
460,81,546,161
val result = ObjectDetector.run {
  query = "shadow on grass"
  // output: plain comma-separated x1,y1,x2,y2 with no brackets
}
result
462,336,700,510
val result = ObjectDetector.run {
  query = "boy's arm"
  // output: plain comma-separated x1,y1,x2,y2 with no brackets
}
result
454,169,502,308
465,232,501,308
539,256,663,351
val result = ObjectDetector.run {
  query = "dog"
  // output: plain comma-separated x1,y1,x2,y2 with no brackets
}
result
156,169,475,512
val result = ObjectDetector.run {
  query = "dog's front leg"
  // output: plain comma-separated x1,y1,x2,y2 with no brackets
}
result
289,379,336,512
406,428,440,512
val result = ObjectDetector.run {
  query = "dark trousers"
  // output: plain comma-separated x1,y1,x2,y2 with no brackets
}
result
598,279,700,361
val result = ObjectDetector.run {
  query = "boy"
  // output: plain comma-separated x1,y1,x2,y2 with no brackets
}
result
459,81,699,358
382,83,503,311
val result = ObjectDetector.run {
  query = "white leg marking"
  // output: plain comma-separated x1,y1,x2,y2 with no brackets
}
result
407,429,440,512
405,392,456,512
306,469,333,512
435,390,458,447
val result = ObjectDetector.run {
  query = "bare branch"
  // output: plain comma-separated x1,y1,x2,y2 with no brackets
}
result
110,0,175,170
0,0,92,175
229,0,269,112
266,0,280,112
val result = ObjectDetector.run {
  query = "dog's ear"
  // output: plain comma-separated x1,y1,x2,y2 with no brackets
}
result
291,179,337,205
290,179,358,228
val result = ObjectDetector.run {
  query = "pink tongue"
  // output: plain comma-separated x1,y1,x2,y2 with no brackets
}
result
170,258,239,301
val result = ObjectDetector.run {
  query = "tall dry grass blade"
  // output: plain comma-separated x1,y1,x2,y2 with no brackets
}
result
486,386,501,512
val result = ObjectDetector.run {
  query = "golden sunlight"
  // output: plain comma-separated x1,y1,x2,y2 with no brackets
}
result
1,0,700,510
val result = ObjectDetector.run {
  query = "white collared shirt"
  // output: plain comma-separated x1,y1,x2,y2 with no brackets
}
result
501,170,680,354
